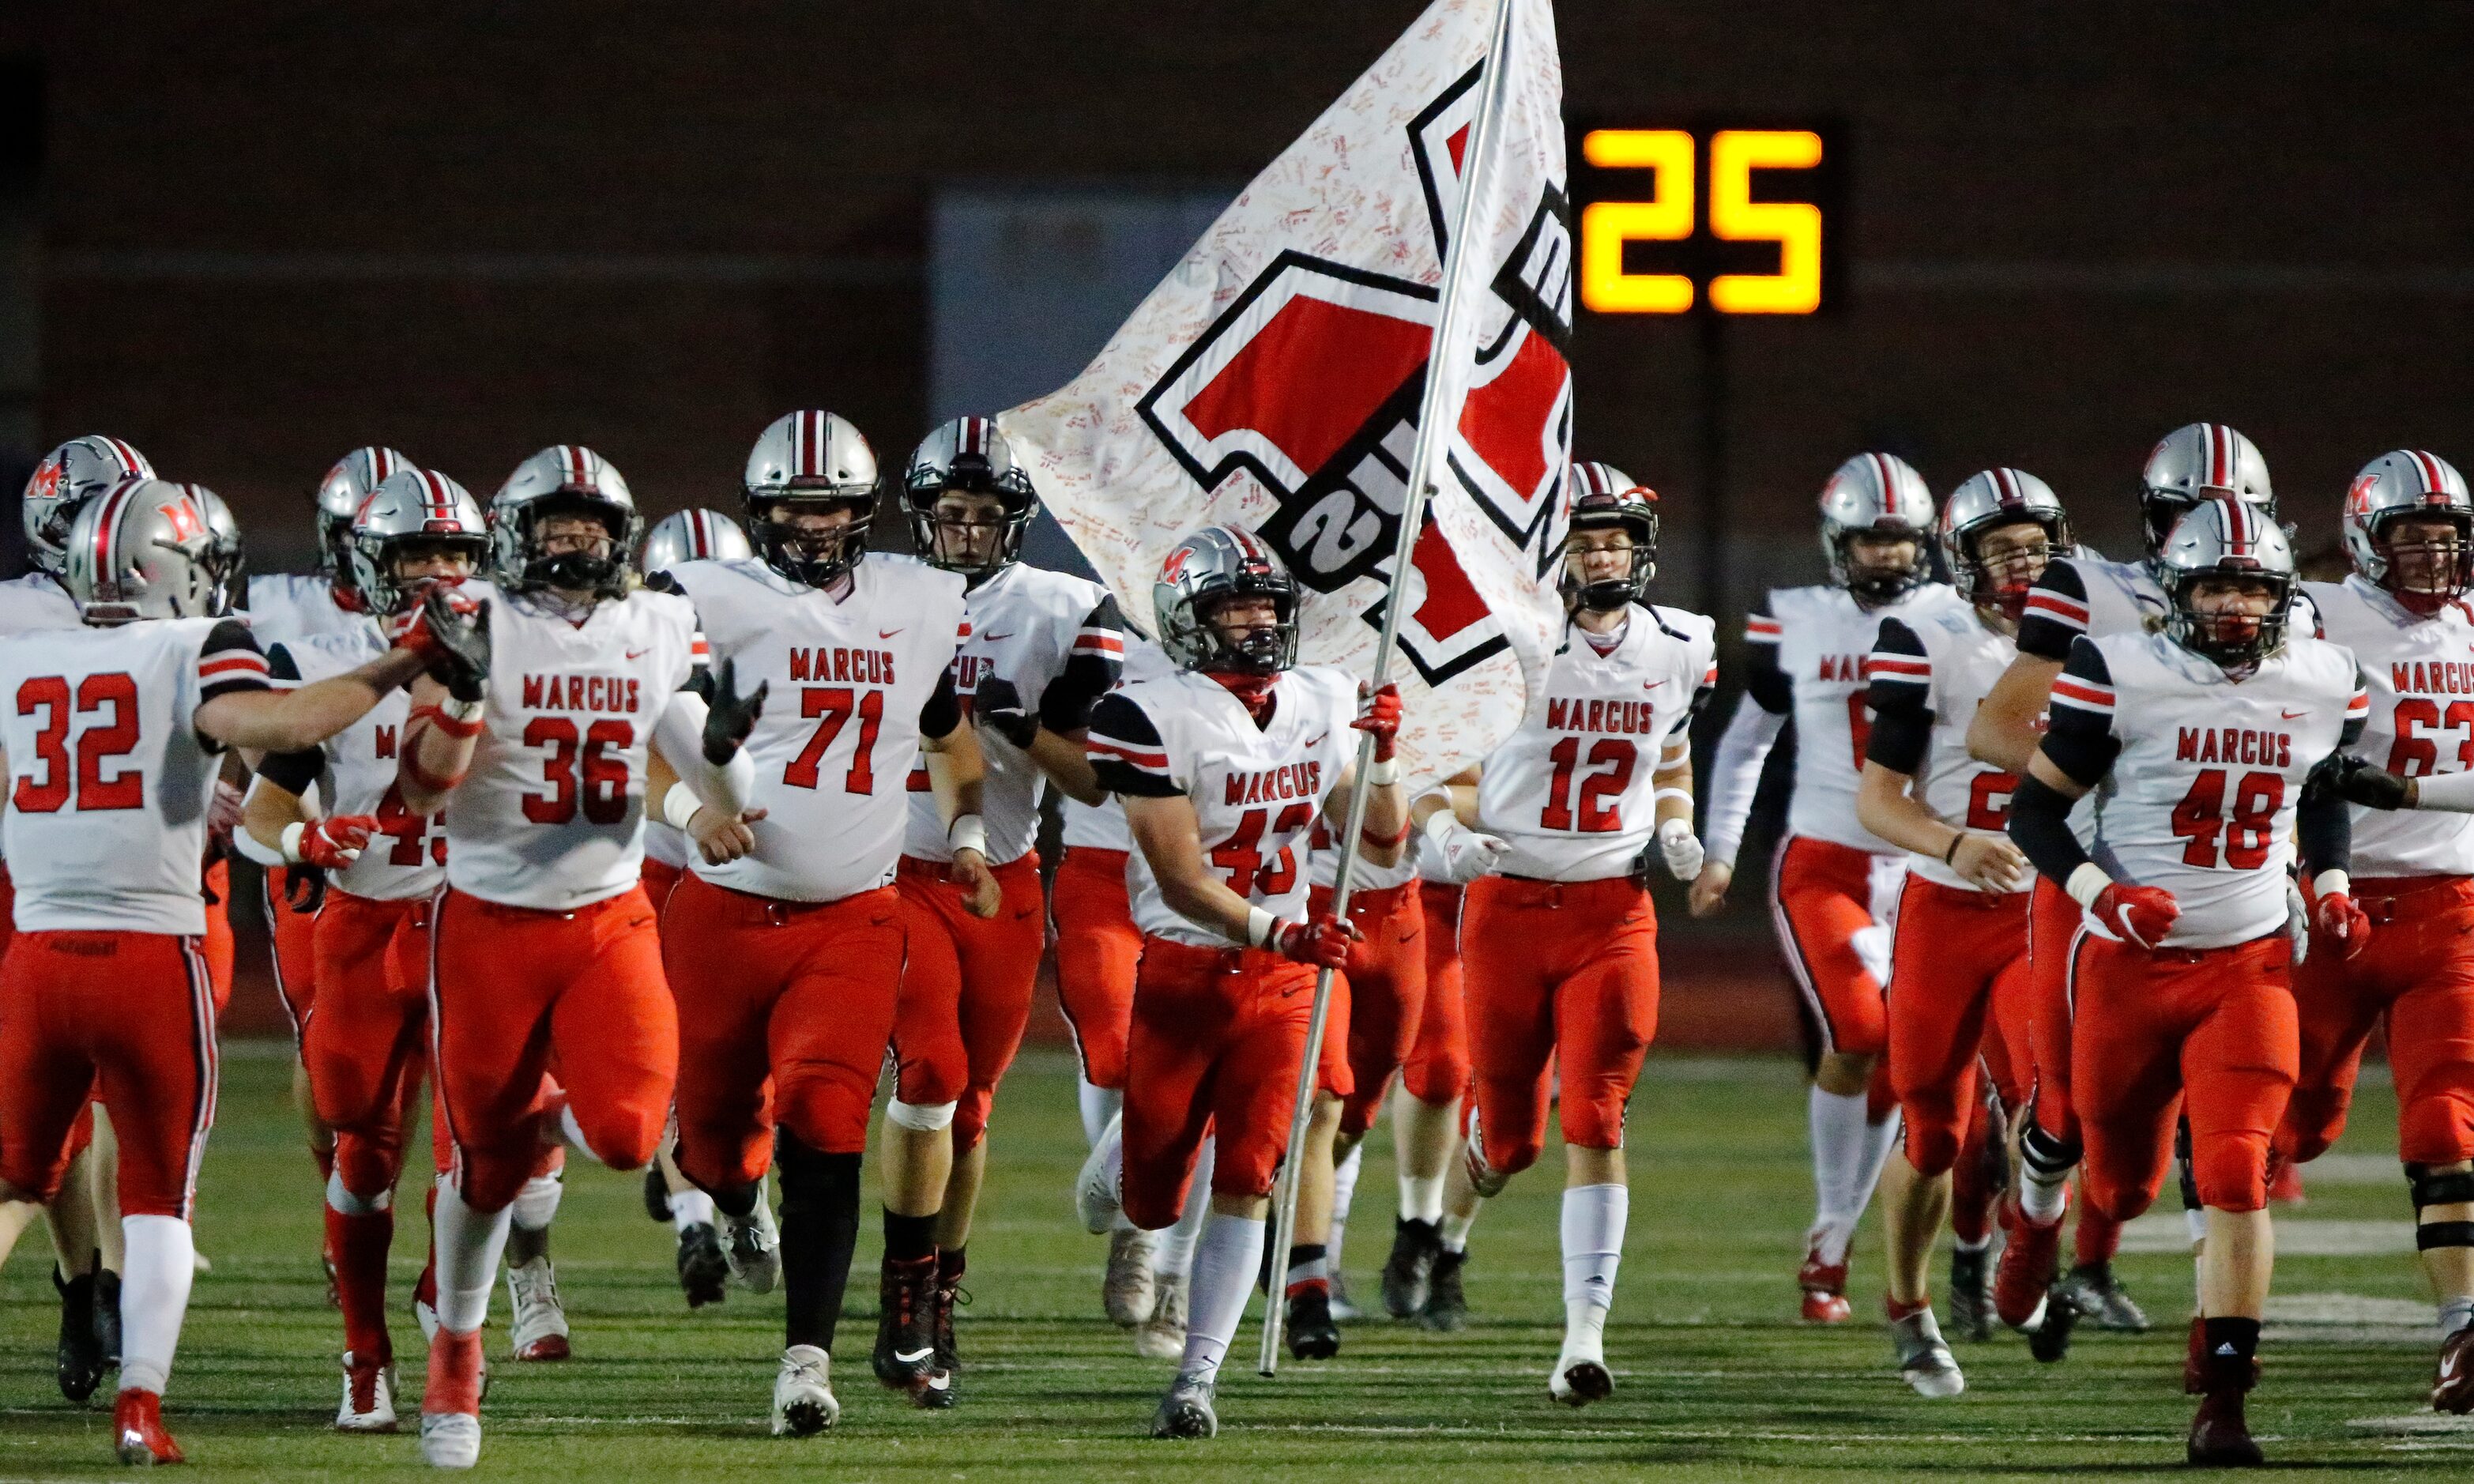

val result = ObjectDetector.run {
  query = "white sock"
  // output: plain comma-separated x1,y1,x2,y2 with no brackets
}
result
1179,1211,1264,1383
1079,1079,1122,1148
326,1169,391,1216
2186,1208,2209,1248
1807,1086,1870,1257
119,1215,195,1397
1440,1199,1482,1253
1561,1183,1627,1349
1847,1109,1902,1241
1157,1138,1215,1280
2438,1294,2474,1342
1332,1143,1364,1226
510,1172,563,1234
670,1188,716,1232
434,1179,513,1335
1955,1230,1991,1253
1400,1171,1446,1225
2018,1127,2076,1225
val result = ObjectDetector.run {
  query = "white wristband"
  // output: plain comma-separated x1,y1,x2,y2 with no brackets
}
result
2311,869,2351,900
1422,806,1460,848
1652,787,1693,808
277,821,307,865
2065,861,2114,911
440,694,484,723
948,813,988,858
1246,906,1281,948
1365,757,1402,787
662,784,703,832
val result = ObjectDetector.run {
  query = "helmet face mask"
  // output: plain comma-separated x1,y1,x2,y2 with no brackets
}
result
490,446,640,600
754,493,872,589
743,411,878,589
2343,450,2474,616
2160,499,2296,674
352,469,489,616
904,416,1037,582
1153,525,1302,676
1937,468,2070,623
1561,464,1659,614
1817,453,1935,606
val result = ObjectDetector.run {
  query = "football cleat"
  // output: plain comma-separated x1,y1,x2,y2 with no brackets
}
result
770,1344,840,1436
1993,1199,2061,1331
1076,1113,1125,1234
420,1327,485,1468
112,1387,183,1466
641,1163,673,1223
95,1268,122,1366
676,1222,729,1309
2062,1260,2149,1333
921,1271,965,1410
55,1267,104,1404
1548,1333,1614,1407
2433,1325,2474,1414
2187,1388,2263,1467
1381,1217,1440,1319
2028,1277,2082,1363
1798,1235,1851,1324
1889,1307,1966,1399
1150,1370,1218,1439
2186,1316,2263,1395
504,1256,570,1361
337,1350,400,1433
1328,1269,1362,1322
1946,1247,1992,1343
718,1191,781,1294
420,1411,481,1470
872,1254,943,1395
1285,1283,1341,1361
1105,1226,1159,1327
1421,1249,1470,1332
1135,1272,1189,1362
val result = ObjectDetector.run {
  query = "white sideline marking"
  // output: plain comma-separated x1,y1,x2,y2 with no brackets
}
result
2301,1152,2401,1185
2265,1293,2431,1328
2120,1215,2414,1255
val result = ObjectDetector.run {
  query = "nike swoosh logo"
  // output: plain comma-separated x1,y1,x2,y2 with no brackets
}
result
880,628,903,639
2281,709,2307,720
2444,1354,2461,1379
895,1347,934,1364
1643,680,1668,692
981,631,1014,642
626,648,649,659
1305,732,1329,747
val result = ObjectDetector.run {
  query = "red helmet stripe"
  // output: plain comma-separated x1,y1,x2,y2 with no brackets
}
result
2412,449,2448,495
2206,424,2231,490
801,411,829,477
92,480,136,583
1993,468,2020,506
102,438,145,476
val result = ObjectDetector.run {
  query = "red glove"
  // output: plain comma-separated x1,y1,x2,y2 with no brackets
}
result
2312,890,2373,959
1352,682,1403,763
1271,912,1357,970
298,815,377,869
388,582,481,665
2092,882,2180,950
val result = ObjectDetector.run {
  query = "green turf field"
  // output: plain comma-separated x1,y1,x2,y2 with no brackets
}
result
2,1045,2465,1479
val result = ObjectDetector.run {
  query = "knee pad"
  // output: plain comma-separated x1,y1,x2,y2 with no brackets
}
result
325,1169,393,1217
886,1098,957,1133
2408,1164,2474,1252
510,1171,563,1232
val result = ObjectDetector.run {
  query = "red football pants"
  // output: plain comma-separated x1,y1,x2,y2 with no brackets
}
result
1463,874,1659,1177
2279,875,2474,1167
639,857,683,912
1886,876,2032,1177
2070,930,2296,1219
309,891,434,1200
0,932,217,1219
662,875,905,1190
1309,881,1425,1137
1403,881,1470,1106
1120,937,1324,1230
428,886,676,1211
1770,835,1894,1057
1052,847,1142,1092
891,853,1045,1152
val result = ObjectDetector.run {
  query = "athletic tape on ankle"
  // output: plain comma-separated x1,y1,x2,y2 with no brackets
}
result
887,1098,957,1132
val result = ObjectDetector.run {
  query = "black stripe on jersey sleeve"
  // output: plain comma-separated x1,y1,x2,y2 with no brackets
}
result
2039,636,2121,788
1041,594,1128,733
1862,618,1934,774
199,618,273,702
1087,691,1181,798
2014,560,2092,661
920,669,962,739
266,642,302,685
1742,600,1791,714
2340,669,2370,749
256,746,322,797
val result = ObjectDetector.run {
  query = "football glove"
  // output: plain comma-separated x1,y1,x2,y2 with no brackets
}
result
2092,882,2180,950
702,655,766,765
1271,912,1357,970
973,676,1040,750
2311,889,2373,959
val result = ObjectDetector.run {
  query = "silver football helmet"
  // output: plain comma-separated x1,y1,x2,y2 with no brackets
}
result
23,436,154,578
743,410,878,588
903,416,1038,580
63,478,223,625
1937,468,2070,620
1154,525,1301,675
2342,449,2472,613
2159,497,2295,671
186,486,247,618
1818,452,1934,604
2141,422,2273,558
490,445,639,597
350,469,490,616
316,446,413,592
639,507,754,574
1564,461,1659,612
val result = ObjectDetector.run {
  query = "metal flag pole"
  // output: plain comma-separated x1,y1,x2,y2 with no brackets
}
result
1260,0,1521,1377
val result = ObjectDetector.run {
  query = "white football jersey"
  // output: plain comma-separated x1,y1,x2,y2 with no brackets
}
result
1088,665,1358,947
1477,605,1716,883
1308,812,1420,891
273,625,442,902
441,588,702,910
1865,607,2026,893
1748,583,1962,853
2305,575,2474,877
0,572,82,637
902,562,1115,867
2047,631,2364,949
0,618,271,934
642,817,691,870
247,572,360,652
1061,634,1177,853
669,554,969,903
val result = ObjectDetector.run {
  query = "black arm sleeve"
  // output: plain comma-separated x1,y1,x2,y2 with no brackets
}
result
1087,692,1183,799
2037,638,2122,788
2299,752,2355,877
1862,618,1934,774
1040,594,1126,733
1745,601,1791,714
919,669,962,739
2009,774,2097,887
2013,559,2092,662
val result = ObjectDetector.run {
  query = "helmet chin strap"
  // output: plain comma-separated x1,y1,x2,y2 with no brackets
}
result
1202,669,1278,722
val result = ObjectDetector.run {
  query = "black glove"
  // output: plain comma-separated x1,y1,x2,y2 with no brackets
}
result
702,655,767,765
974,676,1039,750
285,862,329,915
420,589,491,703
2325,752,2412,811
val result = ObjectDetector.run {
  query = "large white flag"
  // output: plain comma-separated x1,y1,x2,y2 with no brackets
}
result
1000,0,1572,787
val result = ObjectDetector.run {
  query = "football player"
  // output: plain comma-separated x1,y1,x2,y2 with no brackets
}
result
2005,499,2366,1466
0,479,444,1464
1969,424,2280,1356
1855,469,2070,1395
655,411,986,1432
883,416,1122,1394
391,445,759,1468
2283,450,2474,1412
237,468,490,1431
1695,452,1958,1321
1437,476,1713,1404
1077,526,1405,1438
